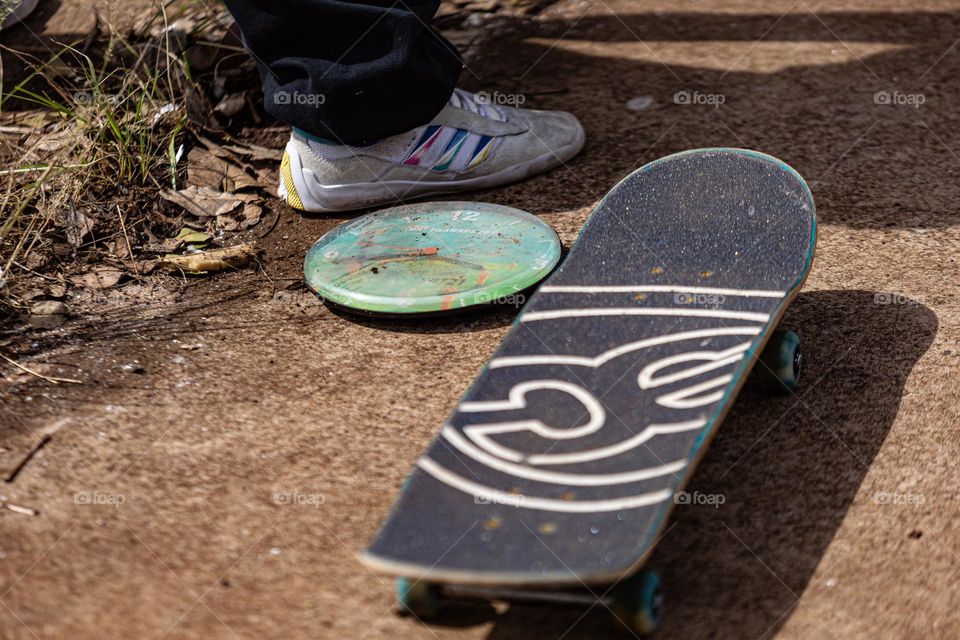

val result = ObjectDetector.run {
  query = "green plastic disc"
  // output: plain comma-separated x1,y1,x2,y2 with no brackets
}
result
304,202,562,315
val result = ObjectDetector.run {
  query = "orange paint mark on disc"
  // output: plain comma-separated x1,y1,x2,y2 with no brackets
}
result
477,271,490,285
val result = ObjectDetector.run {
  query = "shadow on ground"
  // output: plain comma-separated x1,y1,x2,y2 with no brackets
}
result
404,289,936,639
7,9,957,229
459,11,960,227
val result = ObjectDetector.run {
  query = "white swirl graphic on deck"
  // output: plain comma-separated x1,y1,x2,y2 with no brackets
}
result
418,286,781,513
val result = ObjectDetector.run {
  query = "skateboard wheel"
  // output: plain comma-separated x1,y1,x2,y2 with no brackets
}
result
757,330,801,393
395,577,441,618
611,569,662,636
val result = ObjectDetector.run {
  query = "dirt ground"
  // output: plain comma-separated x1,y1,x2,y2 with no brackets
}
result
4,0,960,638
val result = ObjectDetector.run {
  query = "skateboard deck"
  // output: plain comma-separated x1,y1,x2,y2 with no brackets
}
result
362,148,816,589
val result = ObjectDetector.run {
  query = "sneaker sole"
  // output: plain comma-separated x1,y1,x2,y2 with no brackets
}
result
278,128,586,213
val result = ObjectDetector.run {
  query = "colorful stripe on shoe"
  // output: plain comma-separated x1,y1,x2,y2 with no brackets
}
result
403,126,497,172
467,135,495,170
432,129,470,171
404,126,442,166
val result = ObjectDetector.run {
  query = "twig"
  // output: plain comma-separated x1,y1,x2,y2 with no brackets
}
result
5,434,52,483
0,161,100,176
0,353,82,384
116,204,140,279
9,261,62,282
1,500,39,516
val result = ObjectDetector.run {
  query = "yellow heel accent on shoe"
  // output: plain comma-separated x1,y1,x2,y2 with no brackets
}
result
280,152,305,210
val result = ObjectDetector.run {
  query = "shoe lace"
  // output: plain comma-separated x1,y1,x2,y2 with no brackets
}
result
449,88,506,122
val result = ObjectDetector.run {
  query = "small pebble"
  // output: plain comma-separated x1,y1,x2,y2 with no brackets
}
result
626,96,655,111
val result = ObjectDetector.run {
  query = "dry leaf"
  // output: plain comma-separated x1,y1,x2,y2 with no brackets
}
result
196,135,255,170
22,289,46,301
242,203,263,227
222,142,283,162
0,110,57,130
231,173,261,191
65,205,95,247
216,203,262,231
108,239,131,260
159,243,258,273
70,268,125,289
214,93,247,118
187,146,250,190
254,167,277,196
187,145,266,192
214,199,244,217
25,128,79,153
216,215,240,232
161,187,212,218
153,228,210,253
136,259,160,275
161,186,258,218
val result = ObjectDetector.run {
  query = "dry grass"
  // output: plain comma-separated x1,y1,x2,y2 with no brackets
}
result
0,0,241,320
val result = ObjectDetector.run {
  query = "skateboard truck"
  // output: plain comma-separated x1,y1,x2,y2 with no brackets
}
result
397,569,663,636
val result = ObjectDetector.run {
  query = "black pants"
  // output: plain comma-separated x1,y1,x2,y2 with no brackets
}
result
223,0,462,145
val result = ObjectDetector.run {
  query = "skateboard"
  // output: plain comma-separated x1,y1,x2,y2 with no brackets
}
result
361,148,816,635
304,202,561,315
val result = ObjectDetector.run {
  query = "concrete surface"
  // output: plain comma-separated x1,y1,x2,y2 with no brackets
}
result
3,1,960,638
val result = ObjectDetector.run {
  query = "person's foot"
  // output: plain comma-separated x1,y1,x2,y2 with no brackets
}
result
0,0,39,31
279,88,585,212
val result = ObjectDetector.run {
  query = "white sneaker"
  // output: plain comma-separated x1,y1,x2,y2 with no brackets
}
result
279,88,585,212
